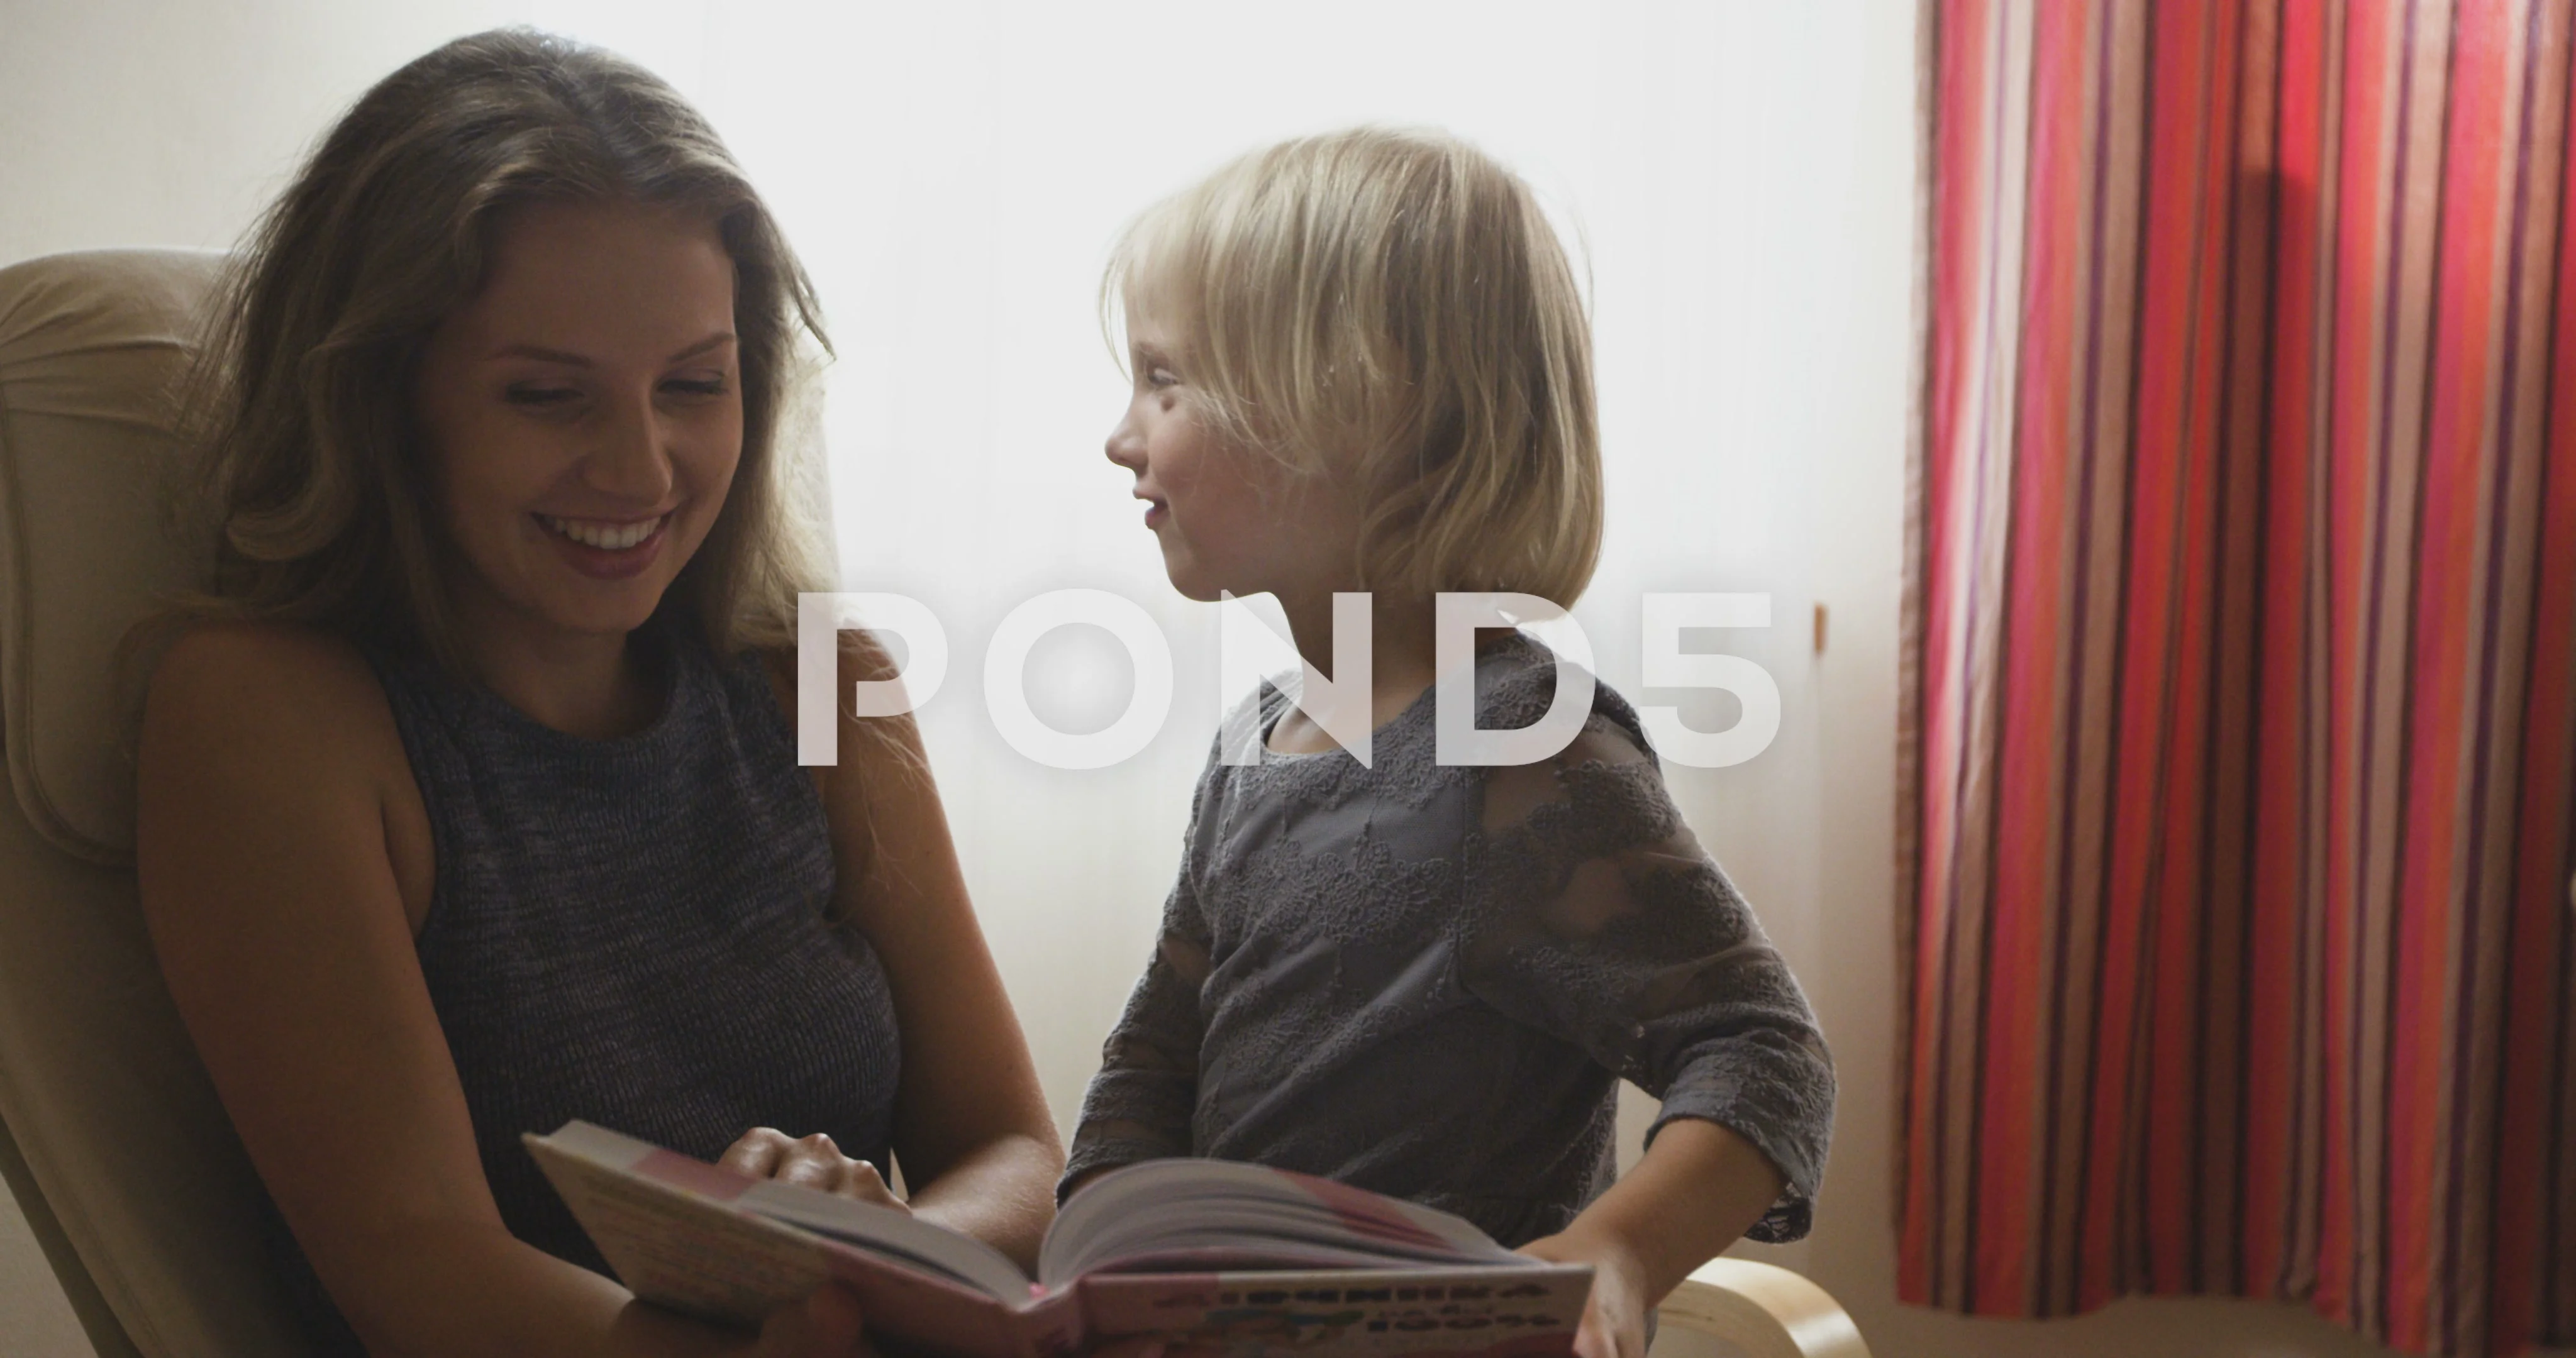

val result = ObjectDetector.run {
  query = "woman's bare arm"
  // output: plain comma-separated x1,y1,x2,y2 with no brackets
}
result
779,639,1064,1269
138,623,814,1358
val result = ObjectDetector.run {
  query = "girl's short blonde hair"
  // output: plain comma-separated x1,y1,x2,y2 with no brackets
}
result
1108,127,1602,605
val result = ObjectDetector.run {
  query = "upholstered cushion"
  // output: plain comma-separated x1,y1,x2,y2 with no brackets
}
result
0,249,222,864
0,248,312,1355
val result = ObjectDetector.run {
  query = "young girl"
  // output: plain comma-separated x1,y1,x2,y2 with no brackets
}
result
1070,129,1835,1358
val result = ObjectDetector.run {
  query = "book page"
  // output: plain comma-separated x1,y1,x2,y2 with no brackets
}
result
742,1181,1033,1297
1078,1265,1593,1358
1044,1159,1524,1284
531,1124,1585,1358
526,1129,835,1328
526,1125,1055,1358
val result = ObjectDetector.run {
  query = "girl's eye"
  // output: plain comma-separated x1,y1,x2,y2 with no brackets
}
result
1146,368,1180,390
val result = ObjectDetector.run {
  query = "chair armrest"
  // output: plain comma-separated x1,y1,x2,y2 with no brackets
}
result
1657,1257,1872,1358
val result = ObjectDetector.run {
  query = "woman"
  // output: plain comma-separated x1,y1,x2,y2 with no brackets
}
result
133,29,1058,1357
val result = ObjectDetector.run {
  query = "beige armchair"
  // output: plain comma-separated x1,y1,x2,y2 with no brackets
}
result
0,247,1868,1358
0,248,316,1355
1665,1257,1872,1357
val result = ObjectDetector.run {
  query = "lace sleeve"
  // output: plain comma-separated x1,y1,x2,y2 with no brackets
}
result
1457,716,1835,1242
1062,782,1215,1200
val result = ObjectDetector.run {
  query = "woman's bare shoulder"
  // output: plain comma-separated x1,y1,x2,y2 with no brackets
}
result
750,634,936,836
748,627,903,693
750,632,920,752
142,619,406,781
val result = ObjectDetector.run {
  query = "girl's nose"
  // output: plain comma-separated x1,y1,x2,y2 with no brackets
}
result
1105,412,1145,471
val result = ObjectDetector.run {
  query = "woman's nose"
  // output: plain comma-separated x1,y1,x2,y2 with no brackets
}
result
589,390,678,502
589,389,680,500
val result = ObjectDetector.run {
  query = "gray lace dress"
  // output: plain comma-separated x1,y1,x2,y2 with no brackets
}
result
1063,633,1835,1247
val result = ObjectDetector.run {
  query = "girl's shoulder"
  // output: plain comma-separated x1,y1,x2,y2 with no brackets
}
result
1470,631,1655,759
1196,631,1653,790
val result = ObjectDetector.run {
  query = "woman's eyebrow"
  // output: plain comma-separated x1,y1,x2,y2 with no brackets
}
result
489,343,592,366
667,332,737,362
486,332,736,366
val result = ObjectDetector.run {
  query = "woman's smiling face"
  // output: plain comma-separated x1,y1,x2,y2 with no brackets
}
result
413,198,743,644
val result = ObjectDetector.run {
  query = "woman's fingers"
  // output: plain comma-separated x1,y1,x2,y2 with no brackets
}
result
723,1129,847,1191
774,1134,851,1192
720,1127,792,1178
723,1129,906,1212
836,1160,907,1212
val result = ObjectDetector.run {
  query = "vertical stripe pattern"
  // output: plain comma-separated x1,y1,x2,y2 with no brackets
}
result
1899,2,2576,1354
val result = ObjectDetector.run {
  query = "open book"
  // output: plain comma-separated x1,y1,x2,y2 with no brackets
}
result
526,1122,1592,1358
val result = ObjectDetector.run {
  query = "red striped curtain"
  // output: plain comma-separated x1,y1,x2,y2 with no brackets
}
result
1896,1,2576,1354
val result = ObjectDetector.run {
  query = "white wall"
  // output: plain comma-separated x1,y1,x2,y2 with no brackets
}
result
0,3,2452,1357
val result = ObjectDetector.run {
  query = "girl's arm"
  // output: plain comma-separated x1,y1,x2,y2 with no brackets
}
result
1057,914,1209,1201
1057,748,1223,1201
1519,1118,1784,1358
1463,709,1835,1358
138,624,836,1358
786,638,1063,1267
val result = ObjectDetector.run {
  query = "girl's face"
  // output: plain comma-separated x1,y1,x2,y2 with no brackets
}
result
414,199,743,646
1104,306,1360,602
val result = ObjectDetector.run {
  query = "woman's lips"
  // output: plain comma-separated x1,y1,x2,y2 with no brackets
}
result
536,512,670,580
1141,499,1169,529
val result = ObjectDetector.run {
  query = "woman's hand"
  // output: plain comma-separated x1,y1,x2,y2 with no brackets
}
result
1517,1231,1650,1358
741,1282,876,1358
721,1129,908,1213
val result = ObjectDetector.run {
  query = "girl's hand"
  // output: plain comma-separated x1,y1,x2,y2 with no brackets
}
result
741,1282,876,1358
720,1129,909,1213
1517,1231,1650,1358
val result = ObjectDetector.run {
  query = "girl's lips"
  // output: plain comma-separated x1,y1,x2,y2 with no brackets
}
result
535,512,670,580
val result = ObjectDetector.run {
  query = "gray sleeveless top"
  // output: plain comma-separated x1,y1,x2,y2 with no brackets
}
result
262,621,903,1354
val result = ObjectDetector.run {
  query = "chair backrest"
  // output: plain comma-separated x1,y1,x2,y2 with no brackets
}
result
0,249,314,1357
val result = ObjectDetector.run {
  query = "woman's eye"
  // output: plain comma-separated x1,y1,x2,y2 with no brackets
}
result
505,385,580,406
663,378,730,397
1146,368,1180,390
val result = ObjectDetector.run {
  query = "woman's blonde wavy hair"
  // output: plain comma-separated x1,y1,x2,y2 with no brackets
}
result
175,26,833,671
1106,126,1603,606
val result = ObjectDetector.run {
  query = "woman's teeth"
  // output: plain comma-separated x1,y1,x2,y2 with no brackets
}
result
540,514,665,551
